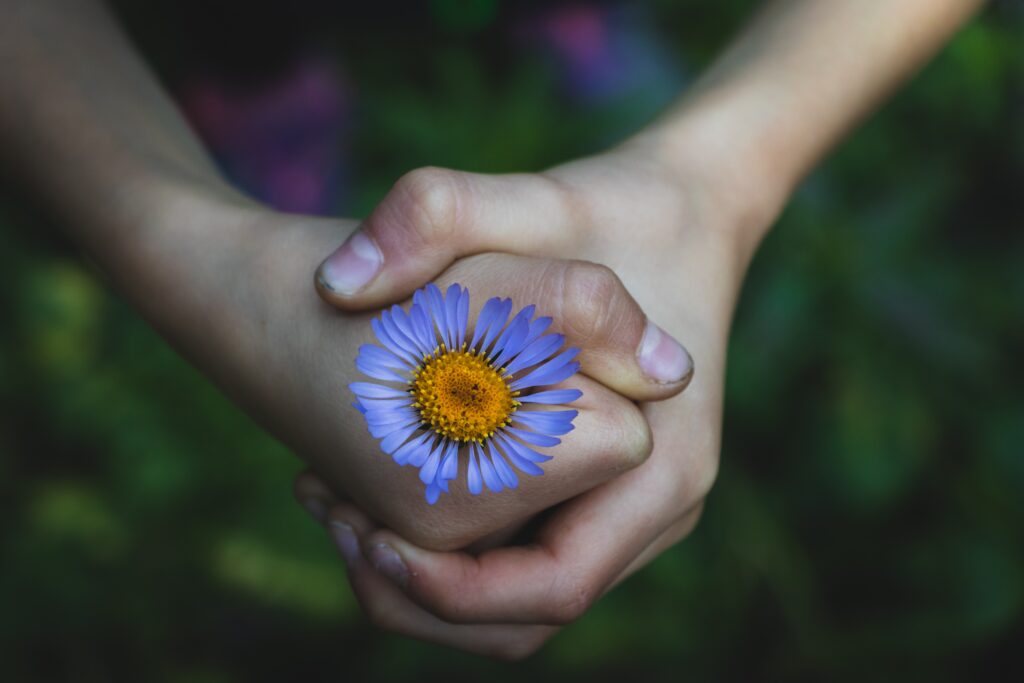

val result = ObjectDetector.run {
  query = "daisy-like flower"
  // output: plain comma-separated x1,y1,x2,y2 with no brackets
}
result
350,283,582,504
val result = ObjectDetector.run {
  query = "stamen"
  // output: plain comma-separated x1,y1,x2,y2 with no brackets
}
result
409,348,516,443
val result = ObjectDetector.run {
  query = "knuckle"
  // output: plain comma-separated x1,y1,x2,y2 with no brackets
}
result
547,576,596,625
390,166,460,246
614,402,654,471
560,261,623,346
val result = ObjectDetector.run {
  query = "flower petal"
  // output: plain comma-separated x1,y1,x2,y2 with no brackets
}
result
444,284,462,350
522,315,552,348
504,333,565,375
513,409,578,436
418,444,444,484
425,482,442,505
488,441,519,489
509,348,581,391
491,316,531,369
504,425,561,448
350,382,410,400
439,441,459,480
408,435,442,468
372,317,417,364
426,284,450,349
380,422,420,454
479,298,513,355
393,431,432,466
476,442,504,492
471,297,504,351
494,432,552,473
355,357,408,383
518,388,583,405
467,444,483,495
456,286,470,349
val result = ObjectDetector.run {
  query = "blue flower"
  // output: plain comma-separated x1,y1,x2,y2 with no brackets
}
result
350,283,582,504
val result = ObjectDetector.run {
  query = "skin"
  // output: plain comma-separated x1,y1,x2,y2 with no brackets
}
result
296,0,985,658
0,0,982,662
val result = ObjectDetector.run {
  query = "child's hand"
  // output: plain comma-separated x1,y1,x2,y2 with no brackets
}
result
296,137,777,657
229,210,692,552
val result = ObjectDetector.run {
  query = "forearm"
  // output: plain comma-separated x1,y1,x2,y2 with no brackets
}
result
0,0,262,366
633,0,983,250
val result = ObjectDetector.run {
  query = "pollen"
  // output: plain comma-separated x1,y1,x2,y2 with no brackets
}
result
409,346,519,443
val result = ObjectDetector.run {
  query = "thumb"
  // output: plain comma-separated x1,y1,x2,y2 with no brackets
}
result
314,167,574,310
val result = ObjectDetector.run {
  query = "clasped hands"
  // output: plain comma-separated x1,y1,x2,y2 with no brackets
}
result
258,141,770,659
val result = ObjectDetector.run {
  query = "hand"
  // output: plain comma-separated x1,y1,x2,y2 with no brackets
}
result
296,133,781,658
195,201,692,552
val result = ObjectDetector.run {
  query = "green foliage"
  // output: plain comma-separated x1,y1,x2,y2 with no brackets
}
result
1,2,1022,680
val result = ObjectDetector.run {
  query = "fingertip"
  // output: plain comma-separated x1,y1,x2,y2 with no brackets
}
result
293,470,336,524
636,320,694,387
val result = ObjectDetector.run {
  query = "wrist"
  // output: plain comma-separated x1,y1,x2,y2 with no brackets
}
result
621,85,797,262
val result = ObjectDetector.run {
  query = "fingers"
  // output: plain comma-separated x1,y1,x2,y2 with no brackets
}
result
354,454,681,625
292,469,339,524
314,167,572,310
323,502,559,660
436,253,694,401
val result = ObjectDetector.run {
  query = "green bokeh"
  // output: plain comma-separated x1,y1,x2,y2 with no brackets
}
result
1,2,1022,681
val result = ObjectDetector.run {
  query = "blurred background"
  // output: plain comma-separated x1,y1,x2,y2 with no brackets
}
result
1,1,1022,680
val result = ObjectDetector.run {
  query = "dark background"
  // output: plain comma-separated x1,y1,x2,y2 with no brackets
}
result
1,1,1022,680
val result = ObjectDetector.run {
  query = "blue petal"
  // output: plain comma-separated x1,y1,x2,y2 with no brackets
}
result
438,477,449,493
495,443,544,475
456,286,470,349
362,407,417,424
504,425,561,447
380,422,420,454
393,432,432,465
491,316,531,369
522,315,552,348
356,357,408,383
368,416,419,439
381,309,421,358
513,410,578,436
504,333,564,375
439,441,459,480
487,441,519,489
371,318,417,364
490,305,534,360
352,401,367,414
358,397,413,412
425,482,441,505
519,388,583,405
391,304,434,357
358,344,410,370
479,298,513,355
444,284,462,350
426,284,450,349
471,297,504,351
467,445,483,495
493,436,552,466
410,303,437,353
476,442,503,492
350,382,410,400
509,348,581,391
419,444,443,484
409,435,442,468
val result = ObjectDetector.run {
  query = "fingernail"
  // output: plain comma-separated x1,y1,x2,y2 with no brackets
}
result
369,543,409,588
329,521,362,565
316,230,382,295
637,319,693,384
301,497,328,524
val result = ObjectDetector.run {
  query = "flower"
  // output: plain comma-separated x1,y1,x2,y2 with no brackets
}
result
350,283,582,504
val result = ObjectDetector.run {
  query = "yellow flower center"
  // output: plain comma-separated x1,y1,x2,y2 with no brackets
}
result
410,348,518,443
